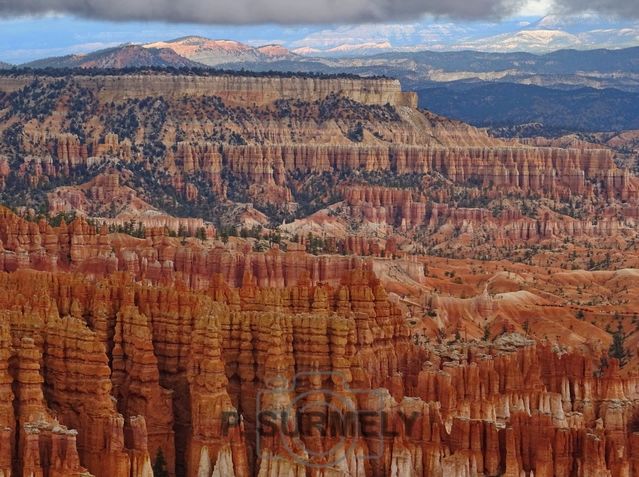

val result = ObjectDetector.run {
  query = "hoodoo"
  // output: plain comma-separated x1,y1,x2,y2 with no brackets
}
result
0,67,638,476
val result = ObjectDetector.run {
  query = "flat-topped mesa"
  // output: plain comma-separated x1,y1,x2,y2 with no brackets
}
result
5,74,635,214
0,74,418,108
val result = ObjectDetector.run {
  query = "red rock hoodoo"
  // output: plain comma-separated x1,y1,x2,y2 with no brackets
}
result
1,71,639,476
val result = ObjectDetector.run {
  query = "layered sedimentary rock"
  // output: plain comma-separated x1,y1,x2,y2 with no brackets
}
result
300,183,638,259
12,335,94,477
0,74,417,108
223,144,636,200
0,322,14,477
111,303,175,474
423,202,639,248
171,142,224,193
2,201,638,295
2,72,637,260
3,72,634,212
0,206,390,285
47,172,145,215
342,185,428,229
46,134,133,175
46,171,215,236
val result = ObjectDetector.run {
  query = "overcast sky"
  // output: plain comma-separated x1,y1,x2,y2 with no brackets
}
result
0,0,637,63
0,0,557,23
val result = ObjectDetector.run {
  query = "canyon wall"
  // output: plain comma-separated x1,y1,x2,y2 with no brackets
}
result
2,72,636,251
0,205,391,287
9,136,634,204
222,144,634,200
338,184,639,246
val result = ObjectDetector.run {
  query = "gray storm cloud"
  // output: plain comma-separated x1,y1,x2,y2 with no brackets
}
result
0,0,635,23
557,0,639,18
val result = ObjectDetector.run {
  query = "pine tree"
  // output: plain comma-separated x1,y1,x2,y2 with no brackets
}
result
482,324,491,342
195,227,207,241
609,327,631,368
152,448,169,477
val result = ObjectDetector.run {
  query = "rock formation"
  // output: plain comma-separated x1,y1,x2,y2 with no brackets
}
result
0,74,418,108
1,70,639,477
0,263,637,476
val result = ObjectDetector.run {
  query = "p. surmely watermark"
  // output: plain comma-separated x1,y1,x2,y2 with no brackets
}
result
220,371,421,470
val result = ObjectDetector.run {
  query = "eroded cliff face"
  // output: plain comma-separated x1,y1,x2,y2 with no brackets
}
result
1,71,637,261
12,136,630,202
1,262,638,477
328,182,639,257
0,74,418,108
221,144,630,199
8,131,637,256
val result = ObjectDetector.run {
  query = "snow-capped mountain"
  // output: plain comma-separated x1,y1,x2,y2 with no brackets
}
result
306,41,393,57
292,47,322,56
456,16,639,52
8,15,639,69
287,15,639,55
458,29,584,52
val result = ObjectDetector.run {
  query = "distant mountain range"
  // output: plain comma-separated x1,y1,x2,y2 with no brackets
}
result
4,34,639,133
144,37,296,66
9,37,639,92
24,44,201,69
350,48,639,89
19,37,298,69
451,15,639,53
282,14,639,56
0,13,637,66
213,46,639,93
292,26,639,57
293,41,394,57
418,83,639,132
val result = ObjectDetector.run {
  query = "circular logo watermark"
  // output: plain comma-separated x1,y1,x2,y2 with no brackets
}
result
254,371,386,470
